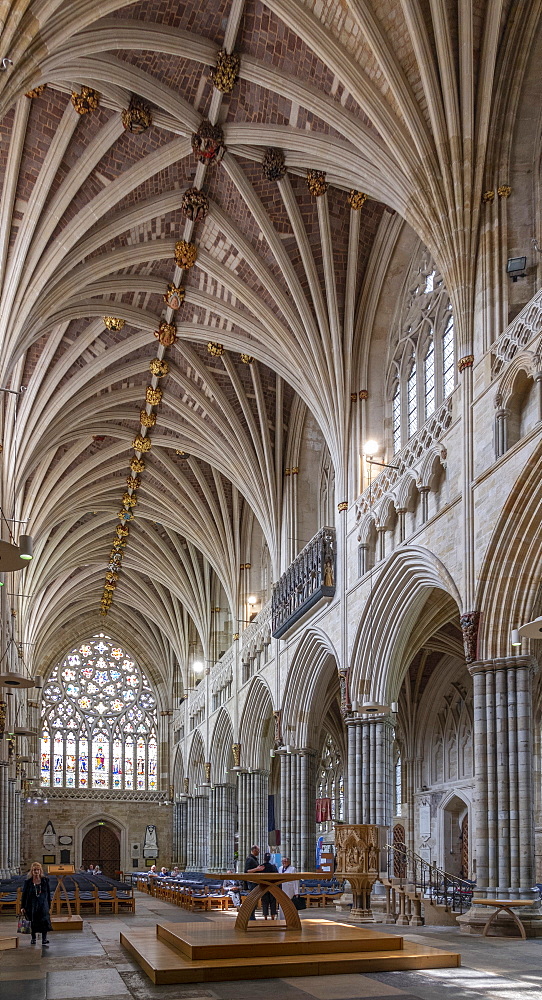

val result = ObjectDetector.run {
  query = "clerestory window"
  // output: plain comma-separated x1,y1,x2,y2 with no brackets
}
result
40,634,158,790
387,256,455,454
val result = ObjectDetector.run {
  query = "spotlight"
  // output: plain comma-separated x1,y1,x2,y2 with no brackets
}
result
19,535,33,561
364,440,379,456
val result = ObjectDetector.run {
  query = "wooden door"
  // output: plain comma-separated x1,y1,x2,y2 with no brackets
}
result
460,813,468,879
393,823,407,878
82,825,120,877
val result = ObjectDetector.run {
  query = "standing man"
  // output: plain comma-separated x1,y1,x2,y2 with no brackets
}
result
244,845,261,919
278,855,299,920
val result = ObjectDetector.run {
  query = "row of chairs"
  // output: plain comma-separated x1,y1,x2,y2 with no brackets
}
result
139,878,230,911
298,881,344,907
53,885,135,915
0,884,135,916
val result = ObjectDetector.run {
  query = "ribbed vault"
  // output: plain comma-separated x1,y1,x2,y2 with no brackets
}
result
0,0,539,692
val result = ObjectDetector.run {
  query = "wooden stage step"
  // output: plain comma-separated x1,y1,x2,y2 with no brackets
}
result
120,919,460,985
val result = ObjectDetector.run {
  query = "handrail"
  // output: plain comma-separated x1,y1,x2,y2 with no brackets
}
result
386,841,474,915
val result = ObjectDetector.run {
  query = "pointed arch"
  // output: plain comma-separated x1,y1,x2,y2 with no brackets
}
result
281,628,340,749
476,439,542,658
239,677,274,770
349,545,462,705
186,730,206,793
209,708,234,783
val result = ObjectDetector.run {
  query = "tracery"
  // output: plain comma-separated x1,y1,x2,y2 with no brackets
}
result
40,634,158,791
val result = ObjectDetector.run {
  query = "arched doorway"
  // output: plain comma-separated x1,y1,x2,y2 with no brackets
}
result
442,794,469,877
82,823,120,877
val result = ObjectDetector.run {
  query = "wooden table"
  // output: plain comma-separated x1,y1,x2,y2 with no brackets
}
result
476,898,532,939
206,872,318,931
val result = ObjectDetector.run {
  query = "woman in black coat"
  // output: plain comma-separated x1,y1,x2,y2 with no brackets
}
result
21,862,52,946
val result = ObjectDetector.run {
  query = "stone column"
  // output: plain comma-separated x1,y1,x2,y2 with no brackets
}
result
173,799,188,867
185,794,209,870
419,487,430,524
347,716,394,828
280,750,316,871
459,656,542,935
0,764,8,875
494,407,509,458
8,779,15,871
209,783,236,870
237,770,268,870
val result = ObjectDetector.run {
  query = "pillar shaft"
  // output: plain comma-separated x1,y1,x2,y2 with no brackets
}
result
470,656,537,898
237,771,268,869
186,794,209,870
280,751,316,871
347,717,394,830
209,783,236,870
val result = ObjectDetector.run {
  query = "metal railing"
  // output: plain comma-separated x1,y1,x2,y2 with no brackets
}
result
386,842,474,915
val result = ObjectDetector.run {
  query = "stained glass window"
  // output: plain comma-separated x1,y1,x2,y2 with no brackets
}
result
53,731,63,786
317,733,344,829
40,728,50,784
424,340,435,419
388,255,454,454
392,384,401,454
407,360,417,438
442,314,455,398
66,731,76,787
40,634,158,790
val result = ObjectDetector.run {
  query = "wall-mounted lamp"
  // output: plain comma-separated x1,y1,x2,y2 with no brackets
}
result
506,256,527,282
511,628,522,647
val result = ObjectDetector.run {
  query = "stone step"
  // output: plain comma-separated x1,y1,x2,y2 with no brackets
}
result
120,923,461,985
157,919,403,960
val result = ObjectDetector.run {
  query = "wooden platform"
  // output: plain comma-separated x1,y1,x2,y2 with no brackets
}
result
51,914,84,932
120,919,461,984
0,934,18,950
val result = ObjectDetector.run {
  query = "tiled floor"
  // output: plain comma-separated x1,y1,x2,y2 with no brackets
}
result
1,893,541,1000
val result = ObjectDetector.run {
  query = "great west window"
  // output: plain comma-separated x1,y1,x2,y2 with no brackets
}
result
40,634,158,791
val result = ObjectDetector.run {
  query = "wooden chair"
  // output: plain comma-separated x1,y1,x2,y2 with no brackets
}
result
0,888,21,914
116,888,135,914
76,886,100,915
209,893,230,910
97,888,118,914
306,883,324,907
191,890,211,911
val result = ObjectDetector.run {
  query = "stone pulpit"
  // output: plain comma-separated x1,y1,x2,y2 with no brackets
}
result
335,823,387,921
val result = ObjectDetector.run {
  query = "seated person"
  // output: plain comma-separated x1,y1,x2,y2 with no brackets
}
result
148,864,158,877
87,864,95,873
94,865,102,874
171,866,181,876
159,866,170,876
223,877,241,907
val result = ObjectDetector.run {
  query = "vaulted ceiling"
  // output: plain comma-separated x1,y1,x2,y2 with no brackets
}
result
0,0,539,693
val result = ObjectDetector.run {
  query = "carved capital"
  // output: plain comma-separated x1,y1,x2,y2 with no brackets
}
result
458,354,474,372
460,611,480,663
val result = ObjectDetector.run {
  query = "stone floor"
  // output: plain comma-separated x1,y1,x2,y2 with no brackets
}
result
1,893,541,1000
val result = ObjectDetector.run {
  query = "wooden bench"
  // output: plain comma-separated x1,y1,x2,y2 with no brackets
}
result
476,898,532,939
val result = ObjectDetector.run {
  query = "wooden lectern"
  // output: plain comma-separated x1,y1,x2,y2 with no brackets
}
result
48,864,83,932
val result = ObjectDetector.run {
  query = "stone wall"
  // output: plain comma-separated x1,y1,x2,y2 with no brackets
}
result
21,795,173,874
